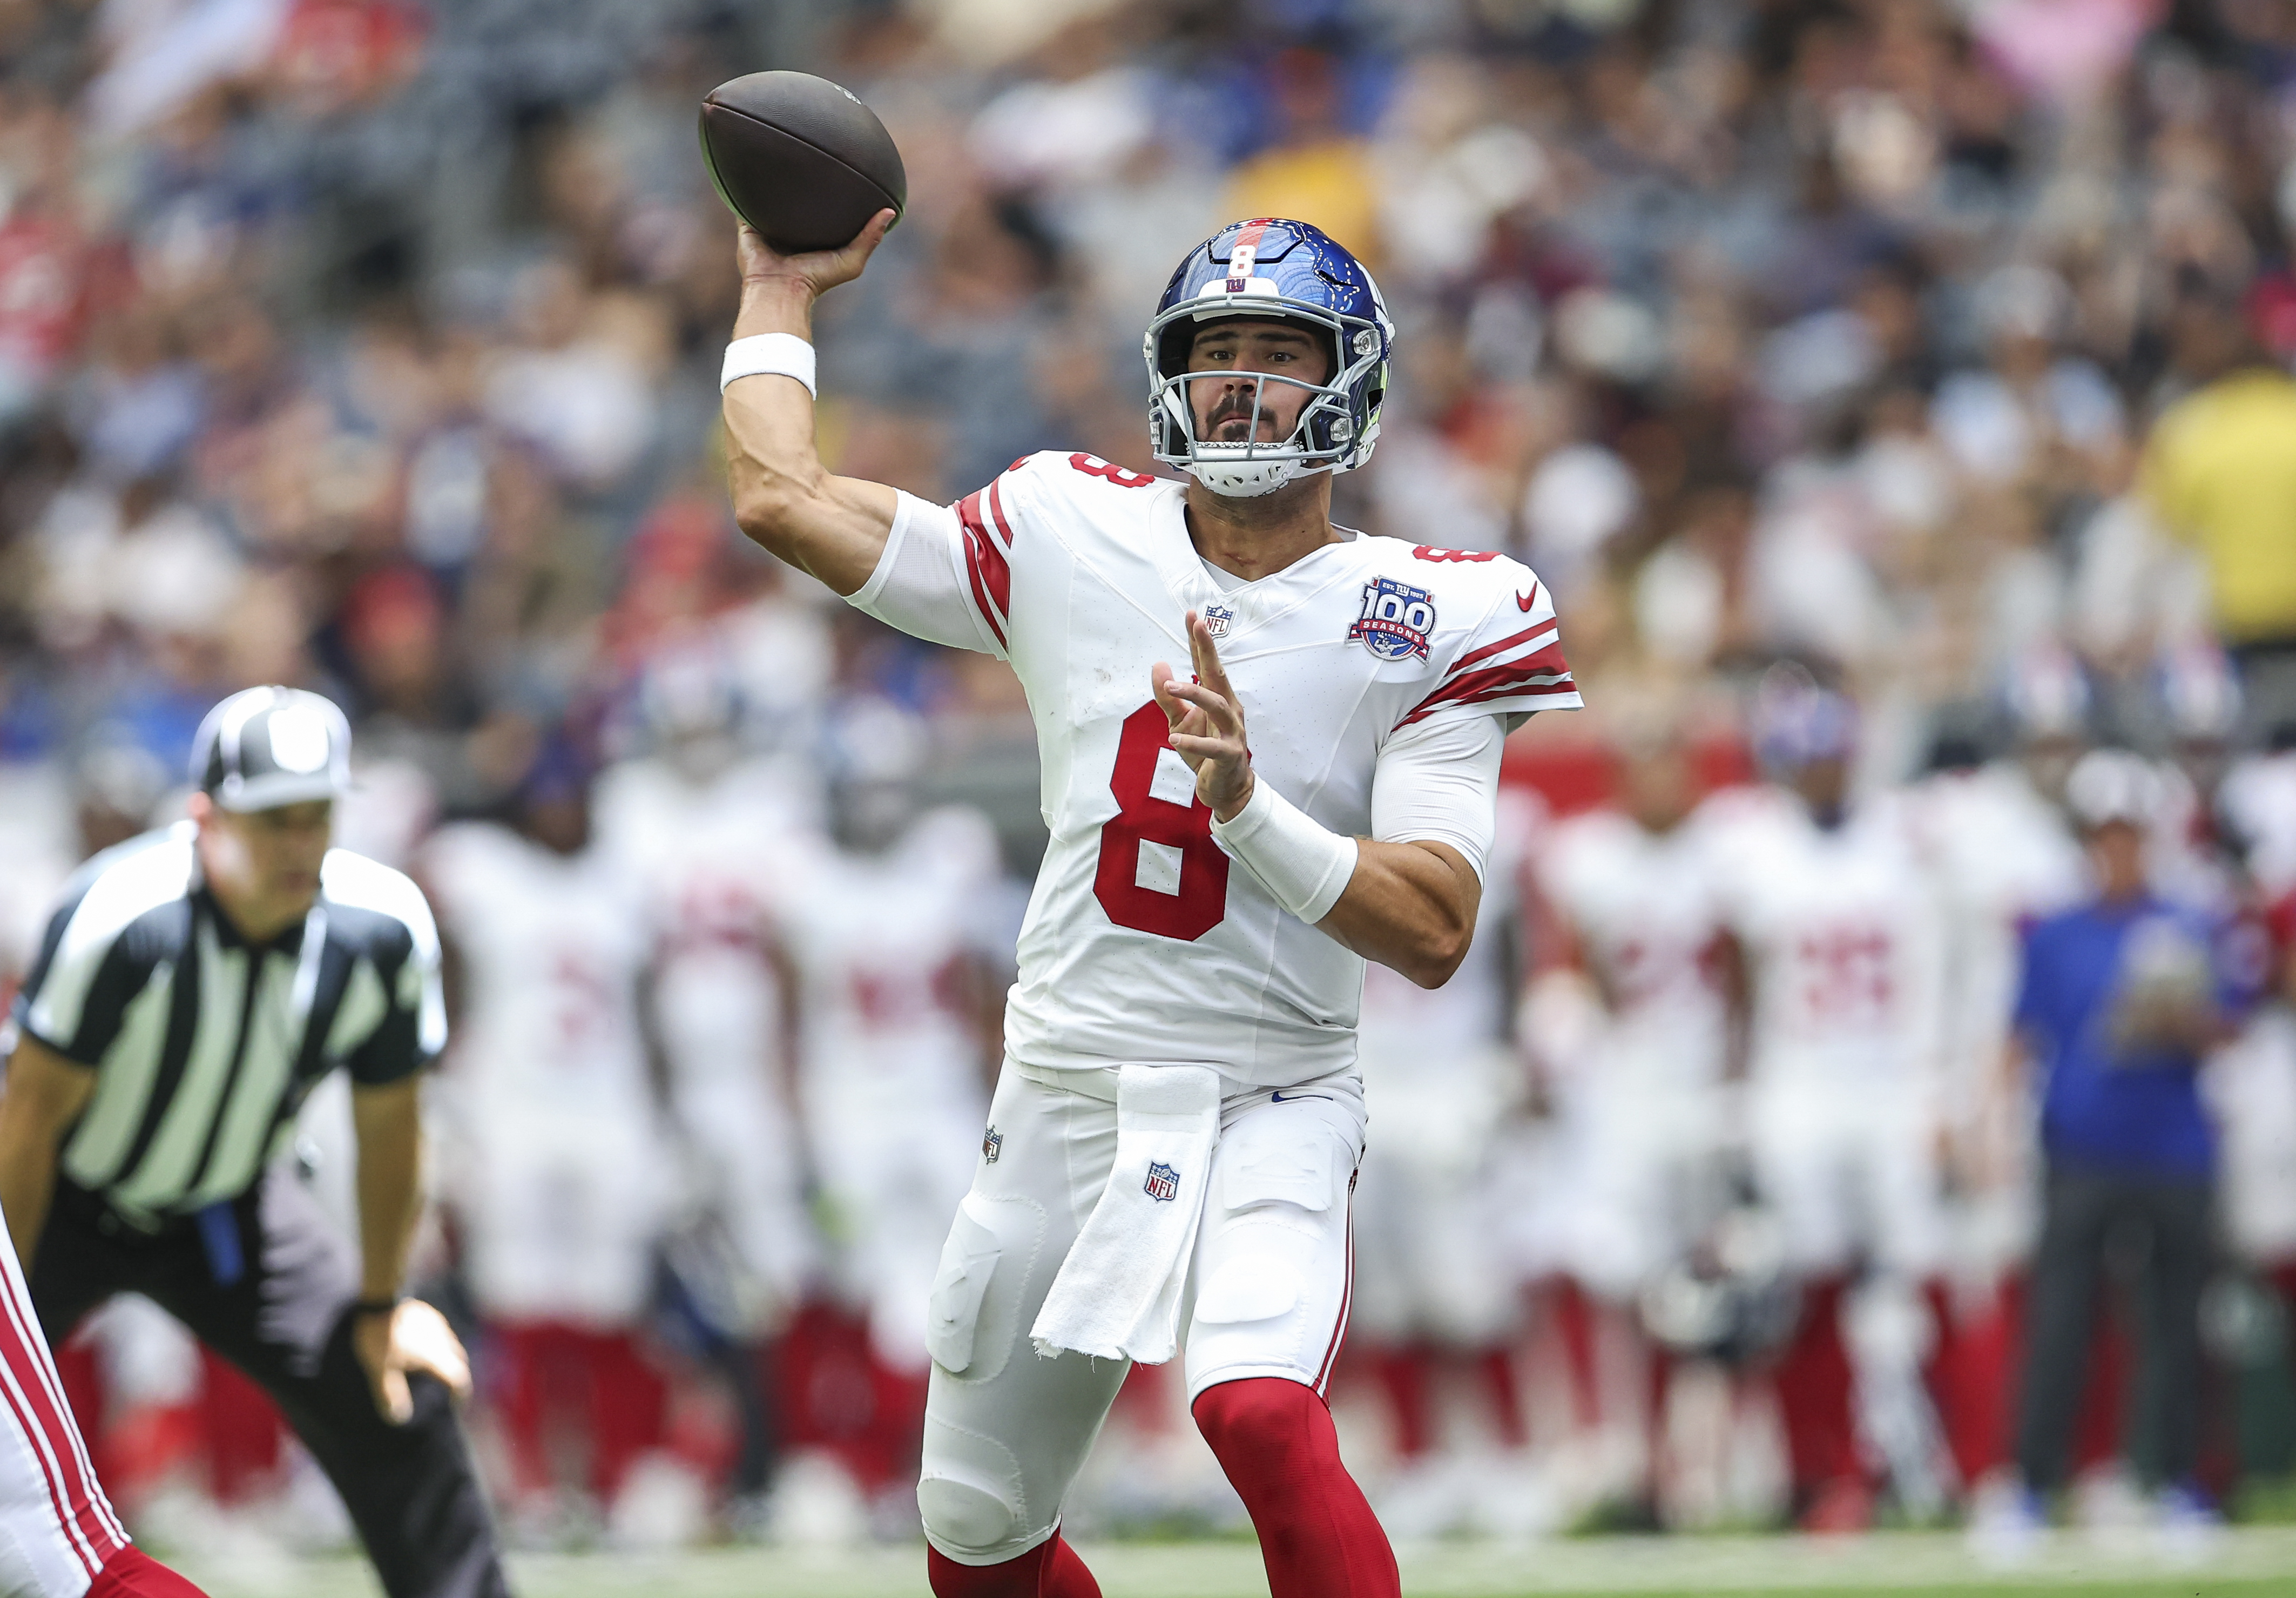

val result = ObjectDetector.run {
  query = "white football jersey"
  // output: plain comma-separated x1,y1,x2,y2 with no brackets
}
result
856,451,1578,1090
421,823,653,1118
593,754,816,1092
1703,789,1944,1085
1536,806,1729,1088
779,807,1002,1130
1910,762,2085,1078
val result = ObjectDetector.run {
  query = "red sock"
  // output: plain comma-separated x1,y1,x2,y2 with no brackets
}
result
1551,1279,1602,1431
1369,1345,1435,1459
584,1331,667,1502
927,1533,1099,1596
87,1547,212,1597
1193,1377,1399,1598
1475,1346,1528,1451
1774,1278,1858,1495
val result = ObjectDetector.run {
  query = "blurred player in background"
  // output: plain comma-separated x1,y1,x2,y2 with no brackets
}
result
1708,672,1950,1531
1528,713,1732,1522
422,740,673,1542
593,648,819,1511
774,699,1000,1502
1911,656,2089,1494
1350,786,1541,1537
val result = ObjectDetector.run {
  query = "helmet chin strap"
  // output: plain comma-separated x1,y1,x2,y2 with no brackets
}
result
1183,453,1331,498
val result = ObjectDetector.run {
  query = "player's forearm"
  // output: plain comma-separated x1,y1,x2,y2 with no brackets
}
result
1318,839,1481,989
723,281,895,595
350,1080,426,1302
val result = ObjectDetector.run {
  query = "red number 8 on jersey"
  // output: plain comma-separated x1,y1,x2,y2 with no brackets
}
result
1092,702,1230,940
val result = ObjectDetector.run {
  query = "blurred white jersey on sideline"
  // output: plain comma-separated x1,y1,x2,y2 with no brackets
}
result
1705,788,1945,1088
1911,762,2085,1083
778,807,1001,1372
422,822,668,1325
1530,801,1732,1298
593,754,820,1324
1352,788,1540,1346
1705,787,1947,1276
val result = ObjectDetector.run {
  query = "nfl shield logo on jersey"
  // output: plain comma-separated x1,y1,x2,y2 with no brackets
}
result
1203,603,1234,639
982,1125,1003,1164
1143,1162,1181,1203
1348,578,1436,662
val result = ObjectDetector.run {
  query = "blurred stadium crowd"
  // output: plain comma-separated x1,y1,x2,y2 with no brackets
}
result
2,0,2295,1562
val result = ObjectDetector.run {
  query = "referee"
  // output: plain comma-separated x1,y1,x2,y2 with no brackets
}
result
0,687,508,1598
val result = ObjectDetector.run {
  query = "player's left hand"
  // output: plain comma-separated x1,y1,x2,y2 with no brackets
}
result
1154,611,1255,821
352,1298,473,1425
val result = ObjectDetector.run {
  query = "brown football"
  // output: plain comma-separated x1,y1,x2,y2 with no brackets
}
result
699,71,906,256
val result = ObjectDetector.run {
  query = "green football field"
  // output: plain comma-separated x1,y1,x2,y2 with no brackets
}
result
170,1528,2296,1597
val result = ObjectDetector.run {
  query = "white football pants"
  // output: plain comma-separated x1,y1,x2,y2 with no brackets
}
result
917,1062,1365,1567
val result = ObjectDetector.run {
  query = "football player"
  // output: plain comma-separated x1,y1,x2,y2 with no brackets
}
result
1350,787,1542,1535
1705,672,1951,1531
1909,668,2088,1496
720,212,1578,1598
591,646,822,1506
1529,718,1732,1518
420,742,674,1538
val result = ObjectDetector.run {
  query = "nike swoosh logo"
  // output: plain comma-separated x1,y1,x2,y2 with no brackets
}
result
1515,583,1540,612
1269,1091,1330,1103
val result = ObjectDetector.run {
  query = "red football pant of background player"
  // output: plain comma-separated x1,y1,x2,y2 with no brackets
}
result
488,1322,666,1505
924,1378,1399,1598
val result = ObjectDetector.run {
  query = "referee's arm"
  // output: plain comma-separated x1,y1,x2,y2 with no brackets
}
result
351,1076,424,1309
0,1034,97,1269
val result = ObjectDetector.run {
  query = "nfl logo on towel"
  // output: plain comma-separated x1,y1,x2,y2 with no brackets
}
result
982,1126,1003,1164
1348,578,1436,662
1143,1162,1180,1202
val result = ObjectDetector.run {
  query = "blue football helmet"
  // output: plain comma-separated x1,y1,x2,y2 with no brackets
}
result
1144,218,1392,497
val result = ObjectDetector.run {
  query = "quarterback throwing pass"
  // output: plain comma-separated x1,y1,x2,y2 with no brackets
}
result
720,210,1577,1598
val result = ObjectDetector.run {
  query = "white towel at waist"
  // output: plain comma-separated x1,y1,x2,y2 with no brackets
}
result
1029,1062,1220,1365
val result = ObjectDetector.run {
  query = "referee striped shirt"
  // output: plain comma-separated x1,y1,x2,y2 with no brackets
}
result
8,824,445,1224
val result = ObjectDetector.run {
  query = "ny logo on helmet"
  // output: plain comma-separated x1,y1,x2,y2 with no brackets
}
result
1348,578,1436,662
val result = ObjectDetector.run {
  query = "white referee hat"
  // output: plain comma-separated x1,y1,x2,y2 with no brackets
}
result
190,687,354,812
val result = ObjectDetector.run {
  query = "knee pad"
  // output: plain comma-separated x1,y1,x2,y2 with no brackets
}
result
919,1413,1034,1559
917,1474,1017,1555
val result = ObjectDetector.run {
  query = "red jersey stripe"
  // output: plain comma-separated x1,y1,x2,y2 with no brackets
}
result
1398,638,1572,729
0,1333,104,1573
955,492,1010,650
987,476,1016,549
1312,1199,1355,1395
0,1258,126,1562
1443,622,1557,682
1395,678,1578,730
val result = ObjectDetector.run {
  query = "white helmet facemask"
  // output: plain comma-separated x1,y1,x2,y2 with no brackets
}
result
1161,364,1346,498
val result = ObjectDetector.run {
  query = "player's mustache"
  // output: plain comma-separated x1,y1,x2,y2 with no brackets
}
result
1205,386,1272,430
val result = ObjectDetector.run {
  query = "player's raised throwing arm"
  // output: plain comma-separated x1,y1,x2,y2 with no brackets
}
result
721,214,899,594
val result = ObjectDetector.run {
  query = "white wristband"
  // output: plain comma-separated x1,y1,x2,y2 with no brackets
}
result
721,333,817,397
1210,778,1359,924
